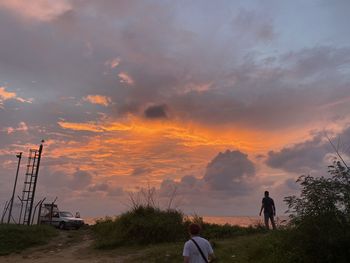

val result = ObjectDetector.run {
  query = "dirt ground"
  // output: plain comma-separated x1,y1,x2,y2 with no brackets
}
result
1,229,139,263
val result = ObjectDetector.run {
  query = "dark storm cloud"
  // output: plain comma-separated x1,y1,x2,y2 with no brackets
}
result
266,126,350,174
144,104,168,119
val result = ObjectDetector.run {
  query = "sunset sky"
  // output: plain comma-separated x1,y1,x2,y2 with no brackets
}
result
0,0,350,218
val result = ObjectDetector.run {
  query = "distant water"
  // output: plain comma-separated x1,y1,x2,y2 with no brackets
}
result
202,216,288,227
85,215,289,227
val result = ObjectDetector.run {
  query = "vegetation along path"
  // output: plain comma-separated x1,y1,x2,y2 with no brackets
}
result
2,228,141,263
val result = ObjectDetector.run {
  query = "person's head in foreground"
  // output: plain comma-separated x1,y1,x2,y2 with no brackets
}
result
189,223,201,236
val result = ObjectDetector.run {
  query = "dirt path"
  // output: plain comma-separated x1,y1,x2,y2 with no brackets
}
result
2,229,138,263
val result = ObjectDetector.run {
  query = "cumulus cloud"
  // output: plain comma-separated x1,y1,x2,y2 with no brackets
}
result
40,168,92,190
266,127,350,174
68,169,93,190
159,175,202,197
266,134,329,174
203,150,255,193
158,150,257,200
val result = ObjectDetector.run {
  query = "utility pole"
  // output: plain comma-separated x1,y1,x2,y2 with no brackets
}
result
7,152,22,224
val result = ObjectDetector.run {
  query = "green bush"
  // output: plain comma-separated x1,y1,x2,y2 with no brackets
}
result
0,224,58,255
283,214,350,263
282,160,350,262
93,206,185,248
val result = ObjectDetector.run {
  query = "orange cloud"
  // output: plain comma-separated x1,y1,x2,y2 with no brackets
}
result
0,86,32,106
0,86,16,100
58,120,132,132
45,113,332,201
83,95,112,106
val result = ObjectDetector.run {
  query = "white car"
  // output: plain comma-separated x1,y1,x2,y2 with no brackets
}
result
41,211,84,230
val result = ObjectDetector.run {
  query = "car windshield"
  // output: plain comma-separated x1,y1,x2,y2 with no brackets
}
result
59,212,73,217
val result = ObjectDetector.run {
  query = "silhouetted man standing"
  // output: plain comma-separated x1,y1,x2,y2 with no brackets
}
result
259,191,276,230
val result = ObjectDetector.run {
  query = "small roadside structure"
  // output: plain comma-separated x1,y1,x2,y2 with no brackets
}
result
39,203,84,230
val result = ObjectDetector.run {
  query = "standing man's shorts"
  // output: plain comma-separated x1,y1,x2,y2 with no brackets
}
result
264,212,276,229
264,212,273,222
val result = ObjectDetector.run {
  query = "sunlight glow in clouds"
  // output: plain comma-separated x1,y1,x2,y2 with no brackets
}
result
83,95,112,107
0,86,16,100
0,86,32,105
0,0,349,217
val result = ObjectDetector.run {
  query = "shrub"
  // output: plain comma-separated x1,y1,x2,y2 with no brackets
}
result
93,206,185,248
283,160,350,262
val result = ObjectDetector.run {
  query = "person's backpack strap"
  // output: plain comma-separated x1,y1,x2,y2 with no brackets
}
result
191,238,209,263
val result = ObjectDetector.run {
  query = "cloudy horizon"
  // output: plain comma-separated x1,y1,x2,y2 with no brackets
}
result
1,0,350,219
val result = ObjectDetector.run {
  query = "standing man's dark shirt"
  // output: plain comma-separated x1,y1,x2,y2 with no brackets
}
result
262,196,275,215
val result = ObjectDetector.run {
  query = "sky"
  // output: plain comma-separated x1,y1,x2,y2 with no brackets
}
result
0,0,350,219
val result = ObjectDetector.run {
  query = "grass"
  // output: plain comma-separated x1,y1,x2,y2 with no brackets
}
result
92,206,268,249
92,205,288,262
0,224,58,255
127,231,290,263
